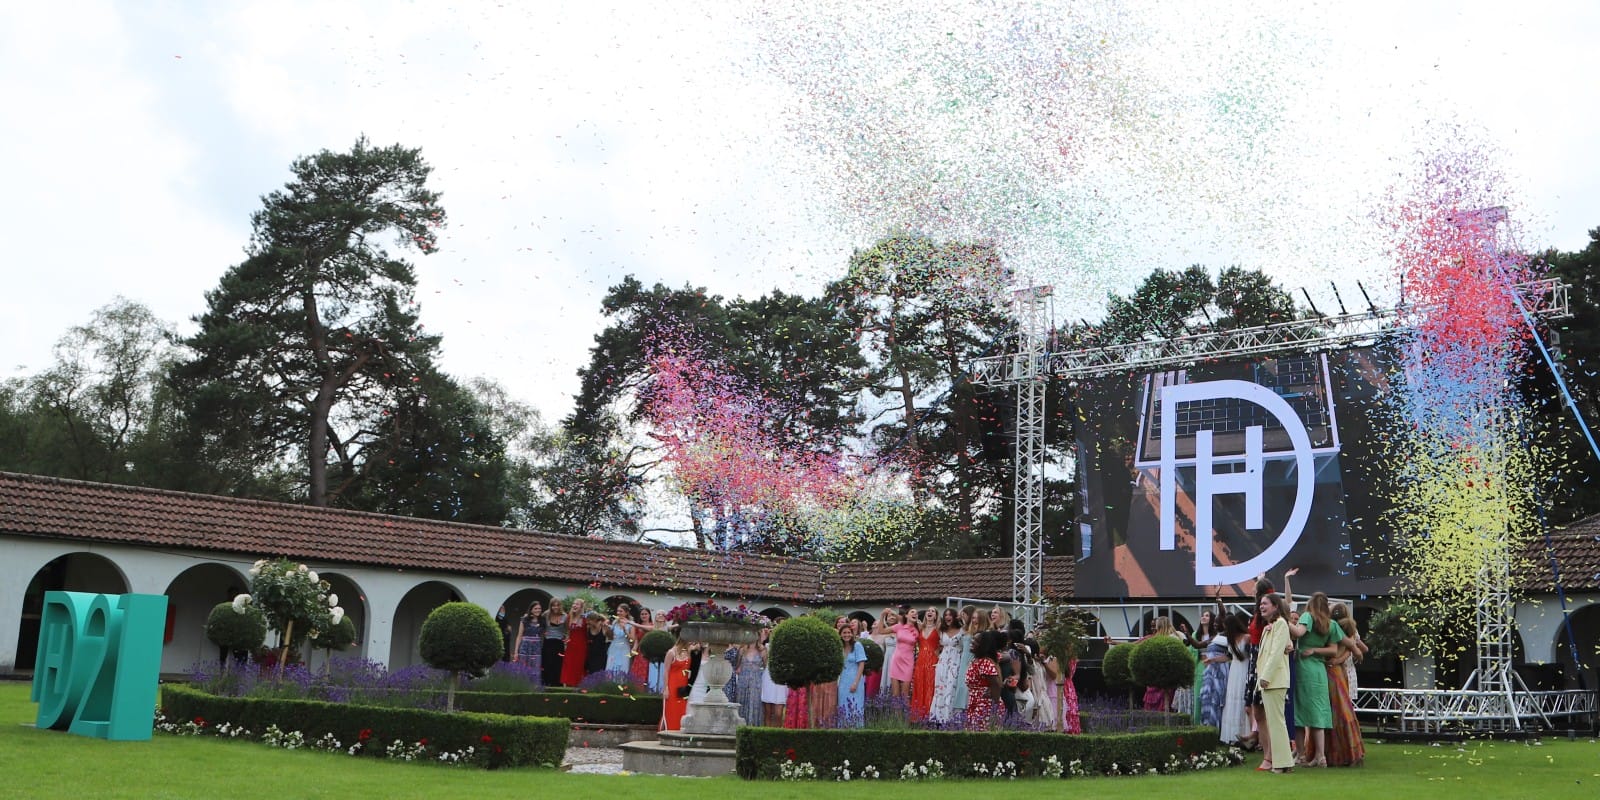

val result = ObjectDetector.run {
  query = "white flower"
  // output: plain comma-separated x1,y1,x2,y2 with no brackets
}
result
231,602,245,614
331,607,345,625
327,593,339,607
234,594,252,606
298,564,308,572
286,569,296,578
307,570,318,583
248,566,260,576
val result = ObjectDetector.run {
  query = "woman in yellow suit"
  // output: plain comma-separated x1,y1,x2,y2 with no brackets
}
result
1255,593,1296,774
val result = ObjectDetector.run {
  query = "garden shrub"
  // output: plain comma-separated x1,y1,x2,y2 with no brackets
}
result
638,629,676,663
312,615,358,654
160,684,567,769
1102,642,1135,689
736,725,1221,779
419,602,502,710
205,601,267,656
1130,635,1194,690
859,638,884,675
768,615,843,688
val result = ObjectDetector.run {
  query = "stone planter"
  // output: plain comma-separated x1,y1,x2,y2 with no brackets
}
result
678,621,762,734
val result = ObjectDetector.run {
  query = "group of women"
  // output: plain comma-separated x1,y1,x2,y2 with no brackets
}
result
1173,569,1367,773
873,604,1080,731
503,598,669,690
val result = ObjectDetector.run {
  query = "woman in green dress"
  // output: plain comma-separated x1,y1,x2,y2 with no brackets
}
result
1293,592,1344,767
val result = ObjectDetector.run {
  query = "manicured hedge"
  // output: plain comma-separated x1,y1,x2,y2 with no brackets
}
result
161,684,567,769
735,725,1220,779
453,689,661,725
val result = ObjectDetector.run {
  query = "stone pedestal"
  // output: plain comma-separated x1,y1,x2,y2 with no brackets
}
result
623,619,762,776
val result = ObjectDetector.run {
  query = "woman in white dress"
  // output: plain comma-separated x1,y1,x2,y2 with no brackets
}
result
1220,612,1252,745
874,609,900,697
928,608,964,721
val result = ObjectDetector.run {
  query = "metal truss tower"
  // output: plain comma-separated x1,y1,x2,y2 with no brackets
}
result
1007,285,1051,627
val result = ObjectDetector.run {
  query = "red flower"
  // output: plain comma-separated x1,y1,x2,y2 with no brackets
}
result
1019,749,1031,758
358,728,372,741
785,748,797,761
193,717,206,726
1176,736,1185,747
419,738,429,746
494,745,503,754
481,734,494,744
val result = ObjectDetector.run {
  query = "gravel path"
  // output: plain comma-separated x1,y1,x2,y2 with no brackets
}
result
564,744,626,775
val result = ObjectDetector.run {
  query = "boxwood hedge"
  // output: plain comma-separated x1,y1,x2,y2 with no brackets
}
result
160,684,567,769
735,725,1220,779
452,689,661,725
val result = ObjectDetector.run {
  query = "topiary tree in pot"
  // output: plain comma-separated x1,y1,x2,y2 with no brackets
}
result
205,601,267,667
419,602,503,712
1130,635,1196,719
639,629,677,664
767,615,843,689
1102,641,1137,708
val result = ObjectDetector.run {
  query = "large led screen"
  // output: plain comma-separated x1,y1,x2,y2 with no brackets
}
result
1073,347,1399,598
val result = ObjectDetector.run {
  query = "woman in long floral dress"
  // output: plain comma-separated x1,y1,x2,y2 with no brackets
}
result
1199,627,1232,727
964,630,1003,730
1061,656,1081,734
928,608,964,722
513,601,544,676
735,627,768,726
1326,610,1367,766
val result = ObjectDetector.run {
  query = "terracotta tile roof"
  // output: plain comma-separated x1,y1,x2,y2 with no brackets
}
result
823,556,1075,605
1519,515,1600,592
0,471,825,604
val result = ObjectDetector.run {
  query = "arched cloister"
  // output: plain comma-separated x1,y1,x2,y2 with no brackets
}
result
604,594,643,622
500,587,555,662
759,607,791,622
160,562,249,674
1553,602,1600,690
13,552,130,672
316,572,368,664
388,580,463,670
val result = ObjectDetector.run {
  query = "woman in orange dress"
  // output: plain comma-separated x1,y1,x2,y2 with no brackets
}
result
661,640,692,731
560,598,589,686
910,605,940,720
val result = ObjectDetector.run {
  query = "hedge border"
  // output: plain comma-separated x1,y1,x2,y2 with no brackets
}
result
735,725,1222,779
453,689,661,725
160,684,567,769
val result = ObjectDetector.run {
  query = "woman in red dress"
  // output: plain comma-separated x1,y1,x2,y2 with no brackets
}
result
560,598,589,687
964,630,1003,730
660,640,692,731
911,605,940,720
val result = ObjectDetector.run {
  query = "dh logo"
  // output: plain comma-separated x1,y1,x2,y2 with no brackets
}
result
1158,380,1314,586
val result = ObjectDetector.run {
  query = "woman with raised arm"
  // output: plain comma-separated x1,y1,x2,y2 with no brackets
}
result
910,605,941,720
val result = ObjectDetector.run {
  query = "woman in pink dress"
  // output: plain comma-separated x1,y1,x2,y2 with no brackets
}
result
889,607,919,699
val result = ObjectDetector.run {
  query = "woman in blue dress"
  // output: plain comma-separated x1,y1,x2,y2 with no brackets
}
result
839,624,868,727
606,602,636,674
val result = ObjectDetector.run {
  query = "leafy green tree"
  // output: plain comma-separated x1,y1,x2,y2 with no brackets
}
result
1529,230,1600,523
1097,265,1300,344
174,138,448,509
419,601,503,711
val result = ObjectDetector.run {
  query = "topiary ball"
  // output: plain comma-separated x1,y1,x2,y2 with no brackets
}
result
419,602,503,677
1102,641,1135,689
205,601,267,654
768,615,843,688
312,615,358,652
859,637,884,674
639,629,677,663
1130,635,1195,690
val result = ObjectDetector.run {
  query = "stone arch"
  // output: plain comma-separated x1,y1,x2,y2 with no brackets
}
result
388,580,464,670
316,572,368,664
160,562,250,674
759,607,791,622
846,609,876,630
13,552,130,672
500,587,554,662
603,594,643,623
1553,602,1600,690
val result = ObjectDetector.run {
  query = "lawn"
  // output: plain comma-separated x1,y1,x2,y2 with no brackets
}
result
2,680,1596,799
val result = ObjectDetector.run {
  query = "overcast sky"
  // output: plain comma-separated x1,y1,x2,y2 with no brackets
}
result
3,1,1596,428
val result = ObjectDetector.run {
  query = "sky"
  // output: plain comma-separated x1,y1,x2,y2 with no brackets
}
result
2,0,1597,432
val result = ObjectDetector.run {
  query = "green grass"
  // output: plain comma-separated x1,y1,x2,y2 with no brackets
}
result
2,680,1597,799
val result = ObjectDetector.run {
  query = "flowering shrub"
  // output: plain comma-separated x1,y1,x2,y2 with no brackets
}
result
240,558,343,659
778,760,818,780
575,670,646,696
665,600,769,627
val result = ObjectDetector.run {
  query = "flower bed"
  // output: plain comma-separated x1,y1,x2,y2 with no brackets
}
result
735,726,1232,780
160,684,567,769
